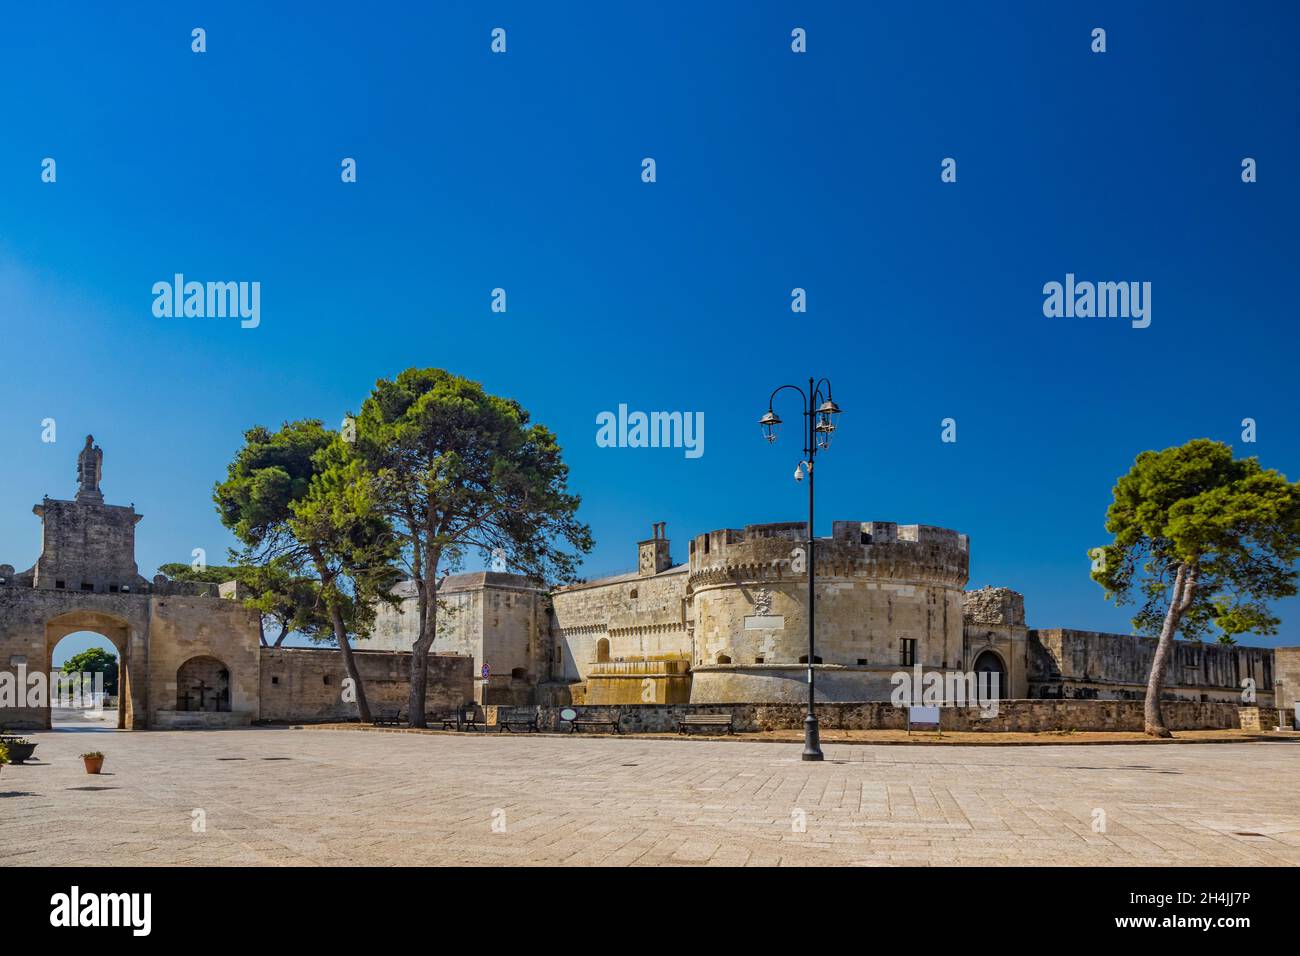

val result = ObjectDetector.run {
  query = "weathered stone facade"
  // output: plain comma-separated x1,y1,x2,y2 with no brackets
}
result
369,571,549,704
398,521,1284,711
259,647,472,722
0,440,470,729
1029,628,1276,703
498,698,1276,734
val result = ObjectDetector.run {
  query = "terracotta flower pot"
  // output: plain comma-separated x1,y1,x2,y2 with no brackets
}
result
83,756,105,774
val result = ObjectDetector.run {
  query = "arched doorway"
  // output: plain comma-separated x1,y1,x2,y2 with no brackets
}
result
45,610,135,730
595,638,610,663
175,656,231,712
49,631,118,728
971,650,1006,701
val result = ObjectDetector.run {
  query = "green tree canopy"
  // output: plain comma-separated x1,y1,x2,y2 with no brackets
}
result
1092,439,1300,735
353,368,592,725
214,420,400,721
61,646,119,696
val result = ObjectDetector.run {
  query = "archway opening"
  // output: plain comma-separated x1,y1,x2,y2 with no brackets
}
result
47,629,122,731
971,650,1006,701
595,638,610,664
45,613,132,733
176,656,231,712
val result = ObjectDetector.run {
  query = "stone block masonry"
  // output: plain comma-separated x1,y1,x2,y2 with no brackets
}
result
258,647,473,723
523,699,1273,734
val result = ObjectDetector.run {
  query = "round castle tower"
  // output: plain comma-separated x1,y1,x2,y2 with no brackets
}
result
687,520,970,703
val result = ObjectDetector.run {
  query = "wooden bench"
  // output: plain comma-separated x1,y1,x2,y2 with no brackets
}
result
678,713,734,735
371,708,403,727
569,712,622,734
496,707,540,733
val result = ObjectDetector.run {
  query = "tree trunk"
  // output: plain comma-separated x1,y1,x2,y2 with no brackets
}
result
272,623,289,647
331,601,371,724
1144,563,1197,737
408,559,440,728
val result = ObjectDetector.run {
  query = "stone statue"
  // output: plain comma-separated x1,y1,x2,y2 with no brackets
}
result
752,587,773,616
76,435,103,502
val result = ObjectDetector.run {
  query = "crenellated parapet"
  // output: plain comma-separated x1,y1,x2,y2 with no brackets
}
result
688,520,969,591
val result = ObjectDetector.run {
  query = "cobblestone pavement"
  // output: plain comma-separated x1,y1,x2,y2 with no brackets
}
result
2,727,1298,866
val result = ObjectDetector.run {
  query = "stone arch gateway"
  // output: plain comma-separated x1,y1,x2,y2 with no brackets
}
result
0,437,263,730
45,609,140,729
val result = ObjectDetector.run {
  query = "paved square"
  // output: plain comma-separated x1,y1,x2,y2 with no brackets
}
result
2,728,1298,866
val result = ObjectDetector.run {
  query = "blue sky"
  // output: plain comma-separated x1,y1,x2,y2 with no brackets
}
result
3,1,1298,664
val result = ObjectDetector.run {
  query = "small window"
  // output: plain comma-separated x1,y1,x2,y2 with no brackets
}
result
323,675,331,685
511,667,527,680
857,658,868,666
55,580,65,589
716,653,731,664
900,639,917,667
755,656,764,664
271,676,280,685
798,655,824,664
81,582,94,592
108,584,119,593
629,588,638,599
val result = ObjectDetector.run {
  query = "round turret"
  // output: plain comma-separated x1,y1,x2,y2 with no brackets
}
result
687,520,970,703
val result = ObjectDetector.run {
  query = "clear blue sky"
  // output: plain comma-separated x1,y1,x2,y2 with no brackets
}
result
3,1,1298,666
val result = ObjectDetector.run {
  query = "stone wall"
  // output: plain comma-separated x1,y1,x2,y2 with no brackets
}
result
550,565,690,684
1029,629,1275,703
146,592,262,724
370,573,549,703
258,647,473,722
1273,647,1300,728
583,658,692,704
0,585,261,730
521,699,1275,733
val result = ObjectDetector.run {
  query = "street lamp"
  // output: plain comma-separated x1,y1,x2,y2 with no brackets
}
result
759,377,841,761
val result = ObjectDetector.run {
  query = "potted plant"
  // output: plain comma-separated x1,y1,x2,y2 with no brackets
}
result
81,751,105,774
0,743,9,777
1,737,37,764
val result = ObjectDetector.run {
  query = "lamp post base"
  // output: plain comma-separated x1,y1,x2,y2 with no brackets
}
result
801,712,824,761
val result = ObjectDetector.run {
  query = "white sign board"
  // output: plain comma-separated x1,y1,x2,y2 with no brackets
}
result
908,705,941,730
743,615,785,630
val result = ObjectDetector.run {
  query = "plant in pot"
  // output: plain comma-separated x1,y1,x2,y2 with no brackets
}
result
80,751,105,774
0,743,9,778
1,737,37,764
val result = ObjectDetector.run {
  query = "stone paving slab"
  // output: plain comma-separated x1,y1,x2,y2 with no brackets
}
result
1,727,1298,866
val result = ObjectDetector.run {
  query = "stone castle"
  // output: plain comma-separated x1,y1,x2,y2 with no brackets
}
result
1,439,1293,731
372,519,1284,710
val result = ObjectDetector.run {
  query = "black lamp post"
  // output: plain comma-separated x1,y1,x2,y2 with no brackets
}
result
760,378,841,762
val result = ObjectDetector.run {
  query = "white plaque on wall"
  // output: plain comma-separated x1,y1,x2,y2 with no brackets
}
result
744,615,785,630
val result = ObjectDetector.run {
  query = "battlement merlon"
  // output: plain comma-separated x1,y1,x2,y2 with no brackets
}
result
687,520,970,587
